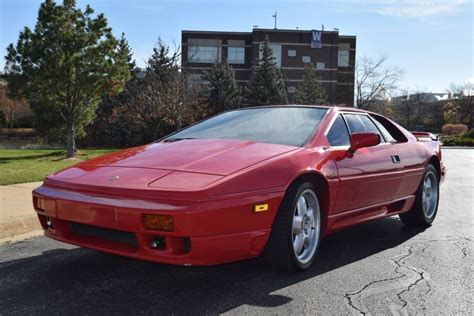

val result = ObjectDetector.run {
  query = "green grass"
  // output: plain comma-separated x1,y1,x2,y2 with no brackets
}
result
0,149,117,185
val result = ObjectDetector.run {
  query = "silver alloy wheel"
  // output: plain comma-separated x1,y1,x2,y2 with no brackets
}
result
422,171,438,218
292,189,320,264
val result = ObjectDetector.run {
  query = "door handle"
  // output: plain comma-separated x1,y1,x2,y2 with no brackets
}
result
391,155,401,163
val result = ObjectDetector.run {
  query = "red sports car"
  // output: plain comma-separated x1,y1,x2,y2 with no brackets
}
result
32,106,446,271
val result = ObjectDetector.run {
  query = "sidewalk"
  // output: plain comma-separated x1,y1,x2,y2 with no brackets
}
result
0,182,43,242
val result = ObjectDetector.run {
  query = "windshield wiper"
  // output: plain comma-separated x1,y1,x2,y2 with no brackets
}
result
162,137,195,143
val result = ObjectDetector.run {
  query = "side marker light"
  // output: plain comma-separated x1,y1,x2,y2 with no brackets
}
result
254,203,269,213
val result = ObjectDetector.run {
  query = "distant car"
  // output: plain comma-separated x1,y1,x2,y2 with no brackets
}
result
32,106,446,271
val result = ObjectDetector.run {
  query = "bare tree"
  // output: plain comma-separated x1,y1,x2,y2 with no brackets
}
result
395,90,425,130
464,81,474,96
355,55,404,109
140,70,194,131
0,83,30,128
443,82,474,125
118,40,197,142
446,82,474,98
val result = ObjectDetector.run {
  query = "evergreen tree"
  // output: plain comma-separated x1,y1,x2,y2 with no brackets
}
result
244,36,287,106
201,62,242,114
83,33,138,147
295,63,327,105
131,40,193,134
147,38,180,82
116,33,139,76
4,0,130,157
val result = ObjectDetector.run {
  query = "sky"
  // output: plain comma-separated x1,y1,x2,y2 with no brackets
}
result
0,0,473,93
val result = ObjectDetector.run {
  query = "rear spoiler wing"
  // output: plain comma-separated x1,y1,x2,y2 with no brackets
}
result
411,131,438,141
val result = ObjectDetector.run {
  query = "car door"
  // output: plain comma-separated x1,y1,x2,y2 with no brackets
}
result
328,113,404,213
370,113,427,200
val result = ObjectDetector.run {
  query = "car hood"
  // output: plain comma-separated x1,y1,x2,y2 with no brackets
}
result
61,138,298,175
46,139,298,194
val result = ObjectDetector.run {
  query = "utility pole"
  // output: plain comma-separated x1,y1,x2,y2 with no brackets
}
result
272,12,277,29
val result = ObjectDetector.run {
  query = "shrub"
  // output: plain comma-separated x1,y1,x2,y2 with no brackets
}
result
0,128,36,138
442,124,468,135
442,124,454,135
442,128,474,146
442,136,474,147
452,124,468,135
465,129,474,139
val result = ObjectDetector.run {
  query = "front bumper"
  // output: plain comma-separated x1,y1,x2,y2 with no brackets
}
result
33,185,283,266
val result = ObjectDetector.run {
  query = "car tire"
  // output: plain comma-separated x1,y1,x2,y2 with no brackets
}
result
264,181,322,272
399,164,439,227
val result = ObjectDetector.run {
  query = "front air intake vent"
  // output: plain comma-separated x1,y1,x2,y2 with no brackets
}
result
69,222,138,247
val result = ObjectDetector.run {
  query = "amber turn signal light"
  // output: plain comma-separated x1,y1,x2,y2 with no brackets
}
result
33,196,43,210
143,214,174,232
254,203,269,212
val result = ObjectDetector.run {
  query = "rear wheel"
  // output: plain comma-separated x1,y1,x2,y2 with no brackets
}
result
399,164,439,227
264,181,321,272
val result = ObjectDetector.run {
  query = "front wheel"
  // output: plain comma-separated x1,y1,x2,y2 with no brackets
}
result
264,181,322,272
399,164,439,227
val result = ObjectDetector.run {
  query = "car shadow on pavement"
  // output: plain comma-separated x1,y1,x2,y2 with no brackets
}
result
0,217,425,315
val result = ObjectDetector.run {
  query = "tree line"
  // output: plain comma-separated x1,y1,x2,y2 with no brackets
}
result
3,1,470,155
2,0,327,157
353,55,472,132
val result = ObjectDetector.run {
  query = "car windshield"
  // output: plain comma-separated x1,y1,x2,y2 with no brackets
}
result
164,107,328,147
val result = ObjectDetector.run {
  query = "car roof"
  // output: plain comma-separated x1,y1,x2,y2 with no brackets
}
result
240,104,371,114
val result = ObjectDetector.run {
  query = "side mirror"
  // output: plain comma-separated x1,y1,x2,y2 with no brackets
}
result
348,132,380,154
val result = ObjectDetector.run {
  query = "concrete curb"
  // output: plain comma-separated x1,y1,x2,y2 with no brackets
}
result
0,216,41,240
0,181,43,241
441,146,474,149
0,229,43,244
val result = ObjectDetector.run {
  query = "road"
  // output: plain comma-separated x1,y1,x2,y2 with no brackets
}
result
1,149,472,315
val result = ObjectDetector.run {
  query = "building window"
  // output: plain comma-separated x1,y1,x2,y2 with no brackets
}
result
227,47,245,64
287,86,296,93
316,62,325,69
188,45,220,63
302,56,311,63
260,44,282,68
288,49,296,57
187,39,222,63
338,44,350,67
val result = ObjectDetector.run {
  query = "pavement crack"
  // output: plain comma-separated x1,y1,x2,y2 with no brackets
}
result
394,244,431,309
396,269,426,307
343,245,434,314
343,247,414,315
344,274,404,315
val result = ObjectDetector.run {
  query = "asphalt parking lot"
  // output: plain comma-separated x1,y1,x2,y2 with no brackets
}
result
1,148,472,315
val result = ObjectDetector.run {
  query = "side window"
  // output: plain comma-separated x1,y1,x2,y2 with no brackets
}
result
371,116,396,143
371,114,408,143
344,114,385,143
344,114,365,133
327,115,350,146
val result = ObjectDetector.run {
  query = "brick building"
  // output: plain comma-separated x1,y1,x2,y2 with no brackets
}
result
181,28,356,105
